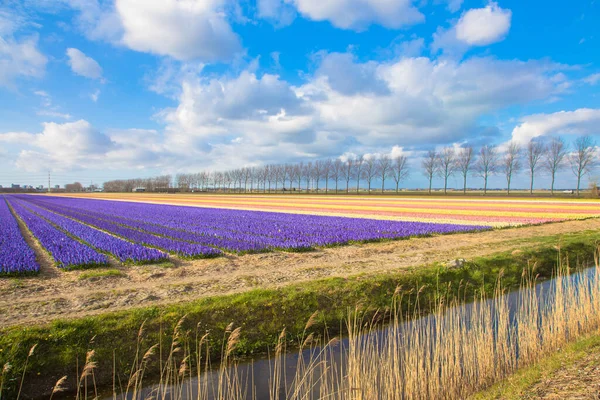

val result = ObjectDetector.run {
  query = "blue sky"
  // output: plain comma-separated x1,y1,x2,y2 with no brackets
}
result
0,0,599,189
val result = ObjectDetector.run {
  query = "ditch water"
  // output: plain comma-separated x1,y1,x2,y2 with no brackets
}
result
101,265,597,400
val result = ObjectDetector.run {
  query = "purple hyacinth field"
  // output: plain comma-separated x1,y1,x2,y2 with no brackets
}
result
0,194,491,276
0,197,39,276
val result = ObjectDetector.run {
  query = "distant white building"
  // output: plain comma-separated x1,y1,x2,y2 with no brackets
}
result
132,187,146,192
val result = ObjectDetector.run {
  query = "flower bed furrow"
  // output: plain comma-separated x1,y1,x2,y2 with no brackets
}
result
25,199,272,253
16,199,221,258
7,198,108,270
0,196,39,276
18,200,169,264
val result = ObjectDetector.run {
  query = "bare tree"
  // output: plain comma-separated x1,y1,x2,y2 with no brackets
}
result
342,158,355,194
544,137,568,195
377,155,392,193
286,164,296,192
260,166,269,193
273,165,283,192
438,147,456,194
266,165,274,192
456,146,474,194
475,145,499,195
502,141,522,195
313,160,324,193
248,167,255,193
330,159,343,193
224,171,233,192
526,139,546,195
354,156,365,194
302,162,313,192
570,135,597,196
422,150,438,194
391,155,409,193
231,169,241,193
322,159,332,193
295,163,303,191
362,156,378,194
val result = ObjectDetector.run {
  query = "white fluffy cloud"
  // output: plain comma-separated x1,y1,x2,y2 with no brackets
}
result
151,54,570,170
116,0,240,61
66,48,103,80
432,2,511,55
257,0,423,30
0,120,114,171
455,2,511,46
0,120,177,172
510,109,600,144
0,34,47,88
292,0,424,30
257,0,296,26
63,0,241,62
0,54,578,174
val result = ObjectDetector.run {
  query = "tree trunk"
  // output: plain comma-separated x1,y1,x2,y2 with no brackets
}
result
444,177,447,194
530,173,534,195
346,179,350,194
577,174,581,196
484,176,488,195
551,173,555,195
428,175,432,194
463,174,467,195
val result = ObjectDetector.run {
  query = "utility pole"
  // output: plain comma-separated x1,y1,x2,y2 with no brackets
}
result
48,171,51,193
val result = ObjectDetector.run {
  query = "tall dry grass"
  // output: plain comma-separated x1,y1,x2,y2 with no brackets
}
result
7,247,600,400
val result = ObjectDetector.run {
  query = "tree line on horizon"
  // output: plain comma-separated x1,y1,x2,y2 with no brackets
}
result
101,135,598,196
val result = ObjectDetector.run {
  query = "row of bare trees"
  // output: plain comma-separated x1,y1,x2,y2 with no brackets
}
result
103,156,411,194
102,136,597,195
103,175,173,193
424,136,596,196
173,155,411,194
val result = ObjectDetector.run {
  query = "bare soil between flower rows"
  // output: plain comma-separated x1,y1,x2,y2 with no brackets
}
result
1,218,599,329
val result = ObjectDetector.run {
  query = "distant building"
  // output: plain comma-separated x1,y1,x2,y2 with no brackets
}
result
11,184,20,189
132,187,146,192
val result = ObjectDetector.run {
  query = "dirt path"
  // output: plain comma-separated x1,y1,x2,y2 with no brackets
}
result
1,219,598,328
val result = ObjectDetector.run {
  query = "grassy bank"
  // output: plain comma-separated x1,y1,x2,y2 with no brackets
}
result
1,230,599,398
472,333,600,399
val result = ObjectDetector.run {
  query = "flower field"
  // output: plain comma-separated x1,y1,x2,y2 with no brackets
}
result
65,193,600,227
0,194,492,276
0,197,38,275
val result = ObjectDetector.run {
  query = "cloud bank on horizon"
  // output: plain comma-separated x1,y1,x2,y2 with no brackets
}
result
0,0,598,188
